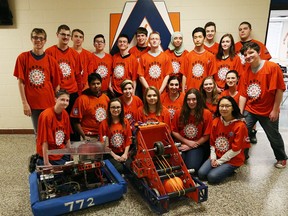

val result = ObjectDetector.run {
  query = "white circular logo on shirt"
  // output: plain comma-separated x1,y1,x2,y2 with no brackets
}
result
55,130,65,146
168,108,176,120
149,64,161,79
172,61,180,74
59,62,71,77
96,65,108,78
114,65,125,79
111,133,124,148
238,53,246,65
247,83,261,99
29,69,45,86
218,67,229,81
95,107,107,122
184,123,198,139
192,63,204,77
215,136,229,152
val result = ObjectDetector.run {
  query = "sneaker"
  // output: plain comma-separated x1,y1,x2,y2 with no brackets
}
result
250,129,257,144
275,160,286,169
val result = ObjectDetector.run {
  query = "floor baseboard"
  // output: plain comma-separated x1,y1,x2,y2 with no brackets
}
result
0,129,34,134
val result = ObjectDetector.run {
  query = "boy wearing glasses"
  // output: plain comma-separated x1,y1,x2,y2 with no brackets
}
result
14,28,61,135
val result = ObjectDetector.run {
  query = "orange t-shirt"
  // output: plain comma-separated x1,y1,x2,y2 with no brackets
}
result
14,51,61,109
164,49,188,78
214,55,242,89
183,50,217,90
99,119,132,154
204,42,219,55
36,107,71,161
138,52,173,90
129,46,150,61
46,45,82,94
78,48,93,91
89,53,113,92
160,92,185,120
70,93,110,135
112,53,138,94
220,90,240,105
171,108,212,140
240,61,286,116
210,117,250,167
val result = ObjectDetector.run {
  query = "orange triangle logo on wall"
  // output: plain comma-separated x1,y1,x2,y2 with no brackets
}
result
110,0,180,55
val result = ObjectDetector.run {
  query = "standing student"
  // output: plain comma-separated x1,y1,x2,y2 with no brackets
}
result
172,88,212,173
204,22,219,55
14,28,61,134
129,27,150,61
182,27,217,91
111,34,138,97
198,96,250,184
36,89,72,166
99,98,132,174
90,34,113,95
239,42,287,168
138,31,173,94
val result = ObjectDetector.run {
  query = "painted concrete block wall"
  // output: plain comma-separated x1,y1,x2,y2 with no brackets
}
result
0,0,270,129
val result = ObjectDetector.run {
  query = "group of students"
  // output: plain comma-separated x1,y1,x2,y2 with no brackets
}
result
14,21,287,184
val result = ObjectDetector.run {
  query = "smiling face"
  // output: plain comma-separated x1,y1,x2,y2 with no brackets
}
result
173,34,183,48
117,37,129,51
55,94,70,111
221,36,232,52
146,89,158,105
226,72,238,87
219,98,233,120
72,31,84,47
57,29,71,46
136,33,147,47
203,78,214,93
31,33,46,50
94,37,105,52
186,93,197,110
205,25,216,41
110,101,122,118
168,79,180,94
244,48,260,64
122,83,133,98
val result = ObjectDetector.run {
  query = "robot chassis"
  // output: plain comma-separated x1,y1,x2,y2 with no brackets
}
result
126,123,208,214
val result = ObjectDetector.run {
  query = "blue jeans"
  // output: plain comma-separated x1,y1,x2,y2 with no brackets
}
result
198,159,238,184
244,111,287,160
37,155,71,166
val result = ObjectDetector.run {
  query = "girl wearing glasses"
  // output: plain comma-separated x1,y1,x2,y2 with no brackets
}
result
171,88,212,173
198,96,250,184
99,98,132,173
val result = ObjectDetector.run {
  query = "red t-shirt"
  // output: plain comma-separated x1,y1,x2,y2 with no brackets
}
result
183,50,217,90
160,92,185,120
164,49,188,78
240,61,286,116
204,42,219,55
70,93,110,135
46,45,82,94
89,53,113,92
99,119,132,154
129,46,150,61
78,48,93,91
210,117,250,166
14,51,61,109
112,53,138,94
138,52,173,90
36,107,71,161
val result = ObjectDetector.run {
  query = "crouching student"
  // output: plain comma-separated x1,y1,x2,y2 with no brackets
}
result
36,89,72,166
198,96,250,184
99,98,132,174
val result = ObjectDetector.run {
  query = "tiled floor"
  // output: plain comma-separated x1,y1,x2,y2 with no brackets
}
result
1,103,288,216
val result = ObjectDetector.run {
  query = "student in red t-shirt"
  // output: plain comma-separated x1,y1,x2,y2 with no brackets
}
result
220,70,240,105
199,76,219,116
99,98,132,173
36,89,72,166
198,96,250,184
239,42,287,168
14,28,61,134
160,76,185,121
204,21,219,55
171,88,212,173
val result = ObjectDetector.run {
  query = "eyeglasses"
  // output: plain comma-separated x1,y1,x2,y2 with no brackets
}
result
59,33,71,37
110,106,121,110
219,104,232,109
31,36,46,41
95,41,104,44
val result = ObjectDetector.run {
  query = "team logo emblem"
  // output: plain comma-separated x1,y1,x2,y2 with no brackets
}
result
114,65,125,79
97,65,108,78
149,64,161,79
247,83,261,99
72,108,79,115
55,130,65,146
172,61,180,74
192,63,204,77
29,69,45,86
184,124,198,139
215,136,229,152
168,108,176,120
218,67,229,81
59,62,71,77
238,53,246,65
95,107,107,122
111,133,124,148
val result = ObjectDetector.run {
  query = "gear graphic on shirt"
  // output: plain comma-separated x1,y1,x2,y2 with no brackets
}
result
114,65,125,79
29,69,45,86
59,62,71,77
218,66,229,81
184,123,198,139
172,61,180,74
96,65,108,78
247,83,261,99
168,108,176,119
238,53,246,65
55,130,65,146
111,133,124,148
215,136,229,152
149,64,161,79
192,63,204,77
95,107,107,122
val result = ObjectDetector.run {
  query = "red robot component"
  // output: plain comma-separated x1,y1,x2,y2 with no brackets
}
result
127,123,208,214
